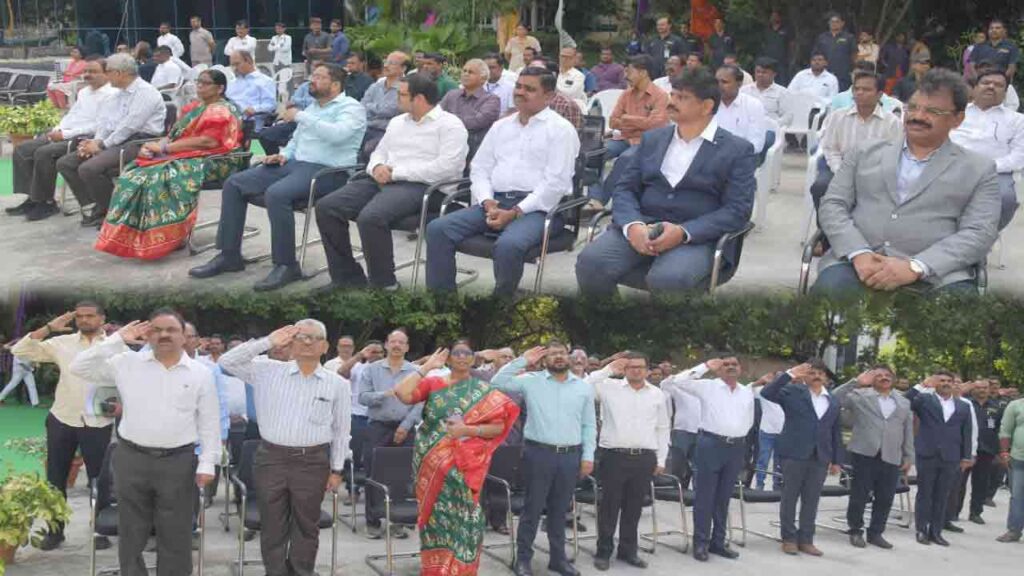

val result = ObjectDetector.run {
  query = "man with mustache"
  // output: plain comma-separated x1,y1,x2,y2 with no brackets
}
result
813,68,1001,296
950,68,1024,230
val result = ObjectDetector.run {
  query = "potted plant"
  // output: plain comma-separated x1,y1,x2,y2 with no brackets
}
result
0,473,71,574
0,101,63,146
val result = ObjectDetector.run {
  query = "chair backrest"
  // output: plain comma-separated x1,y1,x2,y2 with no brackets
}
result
487,445,525,490
163,103,178,134
6,74,30,91
0,71,11,88
211,64,235,83
96,443,118,511
588,89,623,127
370,446,415,501
28,75,50,92
781,91,820,129
237,439,260,493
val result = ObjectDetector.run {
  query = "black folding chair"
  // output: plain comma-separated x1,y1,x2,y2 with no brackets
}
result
640,471,692,554
12,75,53,105
0,71,13,90
481,445,527,566
364,446,419,576
728,470,785,547
0,74,32,103
228,440,339,576
338,456,367,533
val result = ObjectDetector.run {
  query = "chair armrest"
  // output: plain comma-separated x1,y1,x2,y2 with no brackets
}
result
363,478,391,499
312,163,365,182
753,468,784,479
227,471,247,498
437,178,474,213
484,474,512,491
551,195,591,216
205,150,254,162
586,208,614,243
802,229,824,265
714,221,756,251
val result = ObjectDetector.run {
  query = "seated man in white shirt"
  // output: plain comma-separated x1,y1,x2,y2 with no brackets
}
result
789,52,840,106
314,73,468,290
557,46,588,112
150,45,183,93
425,67,581,296
715,64,767,157
483,53,516,112
653,55,683,92
722,54,753,86
741,57,791,125
951,68,1024,229
11,57,116,221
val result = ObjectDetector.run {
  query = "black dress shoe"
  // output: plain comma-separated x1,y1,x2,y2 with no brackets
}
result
943,522,964,533
38,532,65,551
80,210,106,228
930,533,950,546
616,555,648,568
254,264,302,291
512,560,533,576
916,532,932,545
867,534,893,549
25,201,58,221
5,198,35,215
94,536,112,550
547,560,580,576
693,546,709,562
968,514,985,525
593,557,610,571
189,253,246,279
708,545,739,559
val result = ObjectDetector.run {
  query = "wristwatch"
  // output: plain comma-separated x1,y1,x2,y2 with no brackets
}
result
908,259,925,278
331,469,344,476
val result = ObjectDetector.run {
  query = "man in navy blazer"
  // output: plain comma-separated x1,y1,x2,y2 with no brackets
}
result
575,67,756,295
760,360,841,557
905,370,974,546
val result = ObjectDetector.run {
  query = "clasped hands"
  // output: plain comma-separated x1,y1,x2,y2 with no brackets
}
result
851,253,921,291
482,200,518,231
627,222,684,256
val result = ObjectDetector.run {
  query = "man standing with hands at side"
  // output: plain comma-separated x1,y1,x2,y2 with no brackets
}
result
69,311,220,576
759,360,841,557
218,320,350,576
586,353,671,571
664,355,754,562
491,341,596,576
833,366,914,549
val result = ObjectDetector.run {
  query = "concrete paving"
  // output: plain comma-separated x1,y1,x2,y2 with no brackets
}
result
1,149,1023,297
6,477,1020,576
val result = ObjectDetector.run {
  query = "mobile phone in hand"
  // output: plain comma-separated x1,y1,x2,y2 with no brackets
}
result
648,222,664,240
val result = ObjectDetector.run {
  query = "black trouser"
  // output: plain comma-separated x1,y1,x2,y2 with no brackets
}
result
596,449,656,560
257,121,298,156
363,420,415,528
970,453,997,517
55,133,153,212
779,458,829,544
113,441,197,576
45,414,113,534
916,455,958,537
947,466,968,523
516,442,580,567
345,414,369,494
12,136,78,202
692,433,746,550
846,452,901,537
314,178,429,288
669,430,697,489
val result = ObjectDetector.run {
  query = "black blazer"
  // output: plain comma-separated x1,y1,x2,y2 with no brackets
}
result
905,387,973,463
760,372,841,463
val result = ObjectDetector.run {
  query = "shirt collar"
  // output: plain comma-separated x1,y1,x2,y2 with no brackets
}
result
77,331,107,345
461,86,485,98
901,140,941,163
142,349,192,370
845,103,886,119
673,118,718,145
124,77,143,93
809,387,830,398
412,105,443,124
287,362,327,379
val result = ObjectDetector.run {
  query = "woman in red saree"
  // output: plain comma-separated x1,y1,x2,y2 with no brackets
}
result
395,341,520,575
95,69,244,260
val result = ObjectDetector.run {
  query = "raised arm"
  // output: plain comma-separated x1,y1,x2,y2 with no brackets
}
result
10,311,77,363
491,347,549,394
218,325,298,383
69,324,140,383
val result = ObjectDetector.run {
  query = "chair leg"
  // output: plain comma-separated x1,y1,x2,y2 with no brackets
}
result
384,496,393,576
532,217,554,293
331,491,338,576
237,495,246,576
198,486,206,576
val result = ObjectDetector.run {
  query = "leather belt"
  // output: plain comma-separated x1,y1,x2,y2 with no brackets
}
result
526,440,581,454
700,430,747,445
260,440,330,456
120,437,194,457
605,447,656,456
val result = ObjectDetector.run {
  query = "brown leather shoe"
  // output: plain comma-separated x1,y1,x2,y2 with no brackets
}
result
782,541,799,555
799,543,824,556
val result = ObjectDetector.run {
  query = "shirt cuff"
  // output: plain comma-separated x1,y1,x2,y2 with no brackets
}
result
623,221,645,239
295,110,312,125
910,258,932,278
196,461,216,476
847,249,874,261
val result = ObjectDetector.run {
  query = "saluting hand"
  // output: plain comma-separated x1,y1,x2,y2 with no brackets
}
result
268,325,300,348
705,358,724,374
422,348,449,373
607,357,629,377
522,346,548,367
788,363,814,383
47,311,77,333
856,369,876,388
117,320,152,345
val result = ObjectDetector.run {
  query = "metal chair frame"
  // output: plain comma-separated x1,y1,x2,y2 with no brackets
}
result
639,473,691,554
363,477,420,576
728,469,785,547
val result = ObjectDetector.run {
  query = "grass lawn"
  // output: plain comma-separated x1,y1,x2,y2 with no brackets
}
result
0,156,11,196
0,403,48,479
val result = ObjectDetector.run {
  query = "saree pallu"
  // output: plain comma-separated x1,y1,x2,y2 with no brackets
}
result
95,100,245,260
411,376,520,576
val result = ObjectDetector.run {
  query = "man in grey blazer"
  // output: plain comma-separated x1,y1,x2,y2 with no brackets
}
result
833,365,914,549
814,68,1001,296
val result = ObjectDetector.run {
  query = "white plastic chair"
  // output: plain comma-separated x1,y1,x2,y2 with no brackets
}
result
779,91,826,151
272,67,294,105
210,65,236,84
753,117,785,227
801,147,826,245
586,89,624,130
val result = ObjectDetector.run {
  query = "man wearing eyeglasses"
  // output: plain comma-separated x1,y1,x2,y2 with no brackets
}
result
218,320,351,576
814,68,1001,296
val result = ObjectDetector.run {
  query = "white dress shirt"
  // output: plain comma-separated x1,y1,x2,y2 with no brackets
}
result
69,334,221,475
588,368,671,467
962,397,978,458
470,108,580,214
820,104,904,172
788,68,840,105
224,35,258,57
809,387,830,419
715,92,767,153
268,33,293,66
158,33,185,59
668,363,755,438
223,374,248,418
11,332,113,428
150,61,183,89
740,82,791,124
877,394,896,419
753,386,785,434
557,68,588,112
369,106,469,185
659,377,702,433
323,357,367,417
54,83,117,139
484,79,515,112
219,337,352,471
950,103,1024,173
94,77,167,148
1006,85,1020,112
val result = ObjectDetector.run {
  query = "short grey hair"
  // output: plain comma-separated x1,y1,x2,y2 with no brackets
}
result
295,319,327,340
464,58,489,78
106,53,138,75
233,49,254,65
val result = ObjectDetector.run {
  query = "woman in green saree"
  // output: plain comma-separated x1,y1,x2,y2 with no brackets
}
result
95,69,244,260
394,341,520,575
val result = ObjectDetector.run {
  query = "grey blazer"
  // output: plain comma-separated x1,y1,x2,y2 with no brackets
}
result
818,138,1000,287
833,379,914,467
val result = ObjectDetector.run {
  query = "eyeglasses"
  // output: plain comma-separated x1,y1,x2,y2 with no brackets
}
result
450,349,475,358
293,333,325,344
905,103,955,117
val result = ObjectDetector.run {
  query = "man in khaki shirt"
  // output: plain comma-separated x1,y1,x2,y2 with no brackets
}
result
11,301,113,550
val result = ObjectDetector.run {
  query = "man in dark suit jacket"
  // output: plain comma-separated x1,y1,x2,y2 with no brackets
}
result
575,67,756,296
760,360,841,556
905,371,974,546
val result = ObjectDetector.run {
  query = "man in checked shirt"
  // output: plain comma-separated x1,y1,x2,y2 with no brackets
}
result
219,320,351,576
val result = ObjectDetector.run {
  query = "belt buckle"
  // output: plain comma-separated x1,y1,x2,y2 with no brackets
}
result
628,448,642,456
554,445,568,454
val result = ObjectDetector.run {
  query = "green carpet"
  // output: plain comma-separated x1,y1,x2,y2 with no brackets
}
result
0,404,48,478
0,156,11,196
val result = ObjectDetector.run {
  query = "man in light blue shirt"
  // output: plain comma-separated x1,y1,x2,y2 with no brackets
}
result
226,50,277,129
189,63,366,292
491,341,596,576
